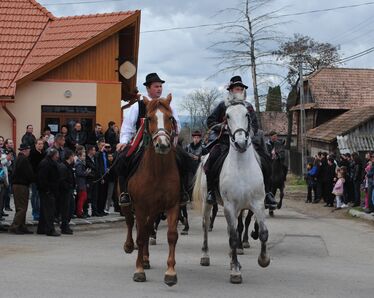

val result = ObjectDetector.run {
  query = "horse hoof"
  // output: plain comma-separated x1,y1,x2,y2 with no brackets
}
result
143,260,151,270
124,242,134,254
277,203,282,209
230,273,242,284
242,241,250,248
237,248,244,255
208,227,213,232
200,257,210,266
269,210,274,217
149,237,156,246
164,274,178,287
258,255,271,268
181,230,188,235
251,231,259,240
133,272,146,282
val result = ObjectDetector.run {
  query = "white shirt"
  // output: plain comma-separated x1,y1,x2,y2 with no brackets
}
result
120,96,180,144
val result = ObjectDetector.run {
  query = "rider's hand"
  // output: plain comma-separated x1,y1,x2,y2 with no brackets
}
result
116,143,127,152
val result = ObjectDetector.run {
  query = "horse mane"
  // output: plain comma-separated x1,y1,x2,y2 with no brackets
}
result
146,98,172,115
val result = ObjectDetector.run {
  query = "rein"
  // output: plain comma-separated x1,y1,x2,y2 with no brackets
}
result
226,102,251,152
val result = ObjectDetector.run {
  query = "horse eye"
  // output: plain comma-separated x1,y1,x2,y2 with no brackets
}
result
226,114,230,119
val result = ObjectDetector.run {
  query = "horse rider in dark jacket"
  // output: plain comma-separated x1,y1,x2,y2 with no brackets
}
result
204,75,277,209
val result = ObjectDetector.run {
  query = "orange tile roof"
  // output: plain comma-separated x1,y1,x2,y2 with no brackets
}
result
306,68,374,109
0,0,138,98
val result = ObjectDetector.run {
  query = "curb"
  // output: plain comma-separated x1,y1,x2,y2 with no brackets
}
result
1,216,126,227
348,208,374,222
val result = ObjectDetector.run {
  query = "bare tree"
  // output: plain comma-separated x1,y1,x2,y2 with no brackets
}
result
179,88,222,129
210,0,287,127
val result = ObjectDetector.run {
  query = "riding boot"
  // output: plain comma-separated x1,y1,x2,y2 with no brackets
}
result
118,176,131,207
206,175,217,205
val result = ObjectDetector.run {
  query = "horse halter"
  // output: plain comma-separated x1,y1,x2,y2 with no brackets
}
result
226,102,251,152
144,114,176,145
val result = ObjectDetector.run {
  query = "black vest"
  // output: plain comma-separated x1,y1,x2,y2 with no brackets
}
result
136,100,147,130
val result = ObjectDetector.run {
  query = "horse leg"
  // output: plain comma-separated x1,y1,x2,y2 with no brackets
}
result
200,202,212,266
164,204,179,287
224,205,242,284
180,205,189,235
251,220,259,240
277,185,285,209
150,213,161,245
236,210,244,255
143,219,154,270
269,187,277,217
243,210,253,248
209,203,218,232
251,202,270,268
133,217,147,282
123,207,135,254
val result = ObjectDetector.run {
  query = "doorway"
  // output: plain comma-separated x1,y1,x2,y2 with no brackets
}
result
41,106,96,135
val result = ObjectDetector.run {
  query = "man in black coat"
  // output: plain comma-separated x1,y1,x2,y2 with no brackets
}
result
37,149,61,236
204,75,277,209
9,144,35,234
96,139,110,216
67,122,87,150
86,145,99,216
58,149,75,234
87,123,104,147
21,125,36,148
105,121,118,150
29,138,45,221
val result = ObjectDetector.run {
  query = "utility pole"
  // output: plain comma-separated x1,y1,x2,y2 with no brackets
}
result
299,63,306,177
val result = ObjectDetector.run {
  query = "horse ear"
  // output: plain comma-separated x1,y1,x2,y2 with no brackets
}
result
166,93,172,105
143,96,150,106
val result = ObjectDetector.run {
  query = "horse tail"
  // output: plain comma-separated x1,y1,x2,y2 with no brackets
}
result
192,162,204,213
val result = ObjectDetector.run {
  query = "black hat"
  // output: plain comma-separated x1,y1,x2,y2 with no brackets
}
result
143,73,165,86
192,130,202,137
227,76,248,90
18,143,30,151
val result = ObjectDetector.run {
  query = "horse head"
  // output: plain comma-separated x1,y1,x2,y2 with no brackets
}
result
143,94,175,155
225,102,252,153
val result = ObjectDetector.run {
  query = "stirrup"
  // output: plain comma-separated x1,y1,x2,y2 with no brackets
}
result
119,192,132,207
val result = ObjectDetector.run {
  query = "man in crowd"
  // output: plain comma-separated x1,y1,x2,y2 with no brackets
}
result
96,139,110,216
87,123,104,147
58,149,75,234
37,149,61,236
86,145,99,216
9,144,35,234
50,133,66,162
2,139,15,212
29,138,46,221
67,122,87,150
21,125,36,148
105,121,118,151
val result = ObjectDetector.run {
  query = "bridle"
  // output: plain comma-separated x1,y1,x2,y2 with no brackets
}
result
226,102,251,152
144,113,177,146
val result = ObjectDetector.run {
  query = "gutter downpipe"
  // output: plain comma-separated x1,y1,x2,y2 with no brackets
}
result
1,101,17,149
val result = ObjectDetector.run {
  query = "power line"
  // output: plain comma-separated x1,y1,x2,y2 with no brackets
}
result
338,46,374,63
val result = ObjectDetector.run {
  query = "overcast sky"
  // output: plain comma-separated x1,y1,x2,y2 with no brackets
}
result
40,0,374,113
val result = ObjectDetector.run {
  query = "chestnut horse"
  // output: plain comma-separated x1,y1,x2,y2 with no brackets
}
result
122,95,180,286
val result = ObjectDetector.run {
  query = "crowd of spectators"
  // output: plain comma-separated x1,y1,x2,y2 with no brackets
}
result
0,121,120,235
306,151,374,213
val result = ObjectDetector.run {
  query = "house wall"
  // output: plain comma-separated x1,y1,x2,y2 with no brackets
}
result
0,81,96,146
40,34,119,82
96,82,122,130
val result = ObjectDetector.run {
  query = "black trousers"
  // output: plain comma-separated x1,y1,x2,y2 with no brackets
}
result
307,184,317,202
60,189,72,229
353,181,362,206
97,181,108,213
38,192,56,234
87,182,98,214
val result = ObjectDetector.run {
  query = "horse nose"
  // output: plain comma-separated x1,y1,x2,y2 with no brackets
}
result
155,141,170,151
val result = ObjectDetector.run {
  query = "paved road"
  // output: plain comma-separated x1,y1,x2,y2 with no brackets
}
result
1,203,374,298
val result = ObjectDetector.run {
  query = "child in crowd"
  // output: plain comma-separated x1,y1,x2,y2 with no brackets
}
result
332,169,347,209
306,162,318,203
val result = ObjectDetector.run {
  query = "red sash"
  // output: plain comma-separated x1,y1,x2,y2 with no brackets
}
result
126,118,145,157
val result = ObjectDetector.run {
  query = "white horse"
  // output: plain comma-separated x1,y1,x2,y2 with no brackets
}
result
193,99,270,284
